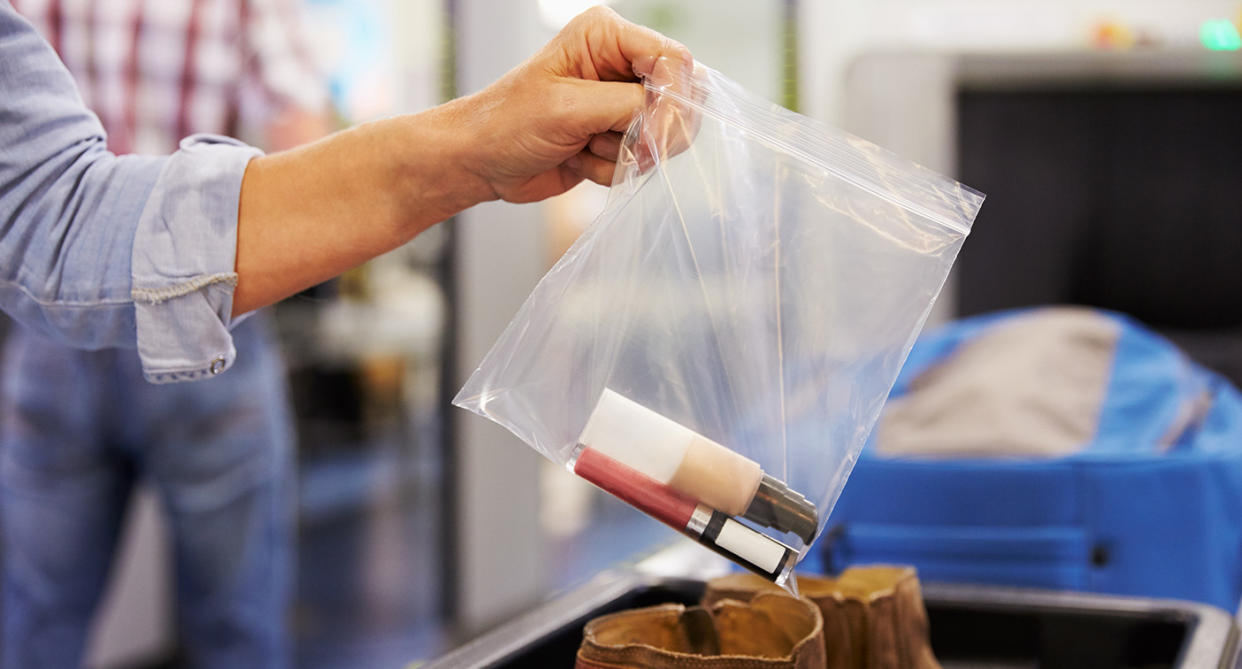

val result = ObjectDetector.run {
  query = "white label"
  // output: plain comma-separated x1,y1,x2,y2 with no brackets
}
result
715,519,784,573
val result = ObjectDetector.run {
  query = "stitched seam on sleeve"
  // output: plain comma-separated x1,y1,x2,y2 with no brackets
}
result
131,272,238,304
140,359,227,375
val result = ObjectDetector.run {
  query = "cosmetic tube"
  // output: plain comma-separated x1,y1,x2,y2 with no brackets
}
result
579,389,819,542
572,445,797,584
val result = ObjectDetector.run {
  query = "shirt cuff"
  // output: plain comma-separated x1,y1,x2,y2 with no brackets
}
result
131,134,263,384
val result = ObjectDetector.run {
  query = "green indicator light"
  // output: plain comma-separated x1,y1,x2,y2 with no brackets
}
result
1200,19,1242,51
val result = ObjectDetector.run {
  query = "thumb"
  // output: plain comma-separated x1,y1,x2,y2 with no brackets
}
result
565,79,646,136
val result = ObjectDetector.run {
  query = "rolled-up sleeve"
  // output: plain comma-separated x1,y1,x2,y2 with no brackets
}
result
131,135,261,383
0,6,260,383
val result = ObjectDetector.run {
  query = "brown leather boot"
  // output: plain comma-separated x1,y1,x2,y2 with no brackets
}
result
702,567,940,669
576,591,826,669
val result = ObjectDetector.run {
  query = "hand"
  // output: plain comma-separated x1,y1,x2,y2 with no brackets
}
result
448,6,693,204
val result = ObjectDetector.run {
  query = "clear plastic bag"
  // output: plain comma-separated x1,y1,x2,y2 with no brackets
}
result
454,63,984,587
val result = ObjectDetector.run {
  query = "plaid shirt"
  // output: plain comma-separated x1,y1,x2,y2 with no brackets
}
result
11,0,326,154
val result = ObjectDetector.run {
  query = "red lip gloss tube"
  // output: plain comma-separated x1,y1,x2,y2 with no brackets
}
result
571,445,798,585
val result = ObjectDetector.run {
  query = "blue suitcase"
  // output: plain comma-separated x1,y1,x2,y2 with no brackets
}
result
814,309,1242,611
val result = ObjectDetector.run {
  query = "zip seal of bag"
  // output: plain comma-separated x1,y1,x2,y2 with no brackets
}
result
648,81,973,235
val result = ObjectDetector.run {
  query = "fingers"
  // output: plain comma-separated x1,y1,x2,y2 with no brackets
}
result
562,79,645,136
555,6,692,83
562,63,703,182
566,149,617,186
546,7,698,182
588,132,624,162
565,70,701,180
473,7,695,203
633,61,707,172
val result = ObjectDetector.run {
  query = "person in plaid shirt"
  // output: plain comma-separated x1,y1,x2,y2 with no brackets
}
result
3,1,328,666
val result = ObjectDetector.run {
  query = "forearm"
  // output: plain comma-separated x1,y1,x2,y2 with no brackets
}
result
233,102,492,314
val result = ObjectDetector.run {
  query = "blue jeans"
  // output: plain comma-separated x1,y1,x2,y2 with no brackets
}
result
1,315,294,668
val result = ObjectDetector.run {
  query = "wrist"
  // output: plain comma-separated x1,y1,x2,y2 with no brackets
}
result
390,100,498,231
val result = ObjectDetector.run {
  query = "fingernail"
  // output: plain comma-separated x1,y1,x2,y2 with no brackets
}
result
646,56,682,88
566,153,583,170
632,55,658,79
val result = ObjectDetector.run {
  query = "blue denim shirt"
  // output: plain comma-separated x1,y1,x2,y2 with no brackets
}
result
0,5,259,383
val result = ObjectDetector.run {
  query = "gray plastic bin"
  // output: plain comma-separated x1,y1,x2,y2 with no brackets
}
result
427,570,1239,668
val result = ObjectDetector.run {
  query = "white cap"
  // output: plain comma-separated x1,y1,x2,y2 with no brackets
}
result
578,389,693,483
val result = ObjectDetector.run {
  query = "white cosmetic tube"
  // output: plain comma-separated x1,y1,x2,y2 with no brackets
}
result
578,389,764,516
